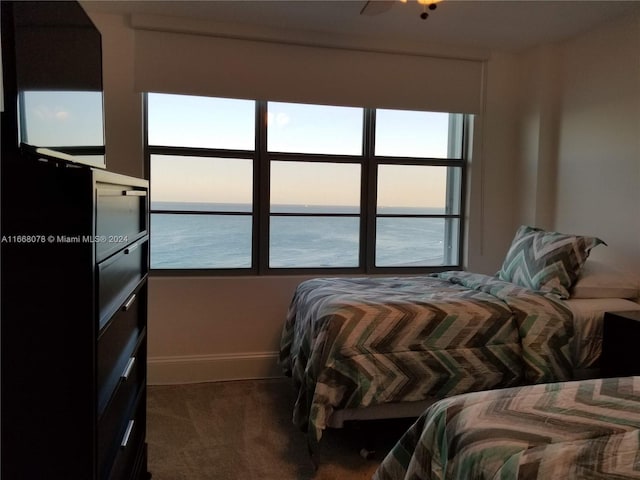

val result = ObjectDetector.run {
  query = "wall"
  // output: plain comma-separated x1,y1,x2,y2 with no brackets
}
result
553,13,640,270
516,45,563,229
146,275,309,383
86,9,640,385
89,13,143,177
135,37,520,383
516,13,640,271
466,53,521,275
86,10,523,384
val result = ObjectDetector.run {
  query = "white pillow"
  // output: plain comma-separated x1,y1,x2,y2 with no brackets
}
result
570,260,640,299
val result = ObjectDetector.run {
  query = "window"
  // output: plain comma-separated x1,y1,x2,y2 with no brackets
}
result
18,90,107,167
267,102,363,155
20,91,105,147
147,93,468,274
376,165,460,267
150,155,253,269
269,160,361,268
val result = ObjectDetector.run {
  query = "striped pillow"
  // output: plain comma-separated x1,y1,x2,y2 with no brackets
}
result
498,226,606,299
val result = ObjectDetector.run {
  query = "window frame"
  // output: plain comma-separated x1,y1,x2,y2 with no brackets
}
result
145,94,469,276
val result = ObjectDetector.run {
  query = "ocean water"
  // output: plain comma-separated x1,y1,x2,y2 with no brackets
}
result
150,202,451,269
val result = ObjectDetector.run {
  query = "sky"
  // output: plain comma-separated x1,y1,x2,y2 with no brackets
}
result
21,91,460,209
147,93,459,208
20,91,104,147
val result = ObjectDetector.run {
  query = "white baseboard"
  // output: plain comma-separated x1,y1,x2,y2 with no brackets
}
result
147,351,284,385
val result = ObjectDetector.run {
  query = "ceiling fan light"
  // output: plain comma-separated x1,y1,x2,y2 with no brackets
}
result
392,0,444,18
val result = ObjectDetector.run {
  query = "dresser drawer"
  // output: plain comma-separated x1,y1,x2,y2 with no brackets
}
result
98,341,146,480
97,284,146,415
102,390,146,480
98,238,148,329
96,184,148,262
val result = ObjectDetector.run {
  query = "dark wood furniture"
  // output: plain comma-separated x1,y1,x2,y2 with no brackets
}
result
2,1,151,476
1,159,150,480
601,310,640,378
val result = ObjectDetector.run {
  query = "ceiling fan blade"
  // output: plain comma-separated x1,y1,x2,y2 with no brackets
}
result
360,0,395,16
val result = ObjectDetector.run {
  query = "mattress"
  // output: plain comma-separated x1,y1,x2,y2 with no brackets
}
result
281,271,578,441
327,297,640,428
374,376,640,480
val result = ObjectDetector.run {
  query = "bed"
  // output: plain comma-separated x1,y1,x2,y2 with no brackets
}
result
279,226,640,442
373,376,640,479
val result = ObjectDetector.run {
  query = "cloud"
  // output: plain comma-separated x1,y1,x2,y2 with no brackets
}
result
33,105,70,121
267,111,290,128
55,110,70,120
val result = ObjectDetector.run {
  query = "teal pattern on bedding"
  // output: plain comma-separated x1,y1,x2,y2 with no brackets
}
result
374,376,640,480
279,272,574,442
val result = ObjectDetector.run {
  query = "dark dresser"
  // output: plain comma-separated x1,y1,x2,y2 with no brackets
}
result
1,159,150,479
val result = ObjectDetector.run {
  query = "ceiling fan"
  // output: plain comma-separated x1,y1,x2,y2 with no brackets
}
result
360,0,442,20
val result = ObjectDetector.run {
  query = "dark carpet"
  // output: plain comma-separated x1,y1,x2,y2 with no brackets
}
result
146,378,414,480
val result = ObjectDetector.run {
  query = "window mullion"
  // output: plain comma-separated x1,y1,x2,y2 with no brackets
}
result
147,145,255,159
143,93,150,181
363,108,377,273
458,116,472,266
444,114,462,264
256,101,269,274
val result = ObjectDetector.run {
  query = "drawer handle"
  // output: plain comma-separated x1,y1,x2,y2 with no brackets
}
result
124,243,138,254
122,293,137,311
123,190,147,197
97,189,135,197
97,189,147,197
120,420,135,448
122,356,136,380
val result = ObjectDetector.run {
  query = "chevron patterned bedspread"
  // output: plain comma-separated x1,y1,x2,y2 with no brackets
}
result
279,271,575,441
374,376,640,480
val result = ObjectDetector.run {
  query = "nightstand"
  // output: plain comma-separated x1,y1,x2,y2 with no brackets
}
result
601,310,640,378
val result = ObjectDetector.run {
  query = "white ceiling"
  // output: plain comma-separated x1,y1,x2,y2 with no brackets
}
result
83,0,640,55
